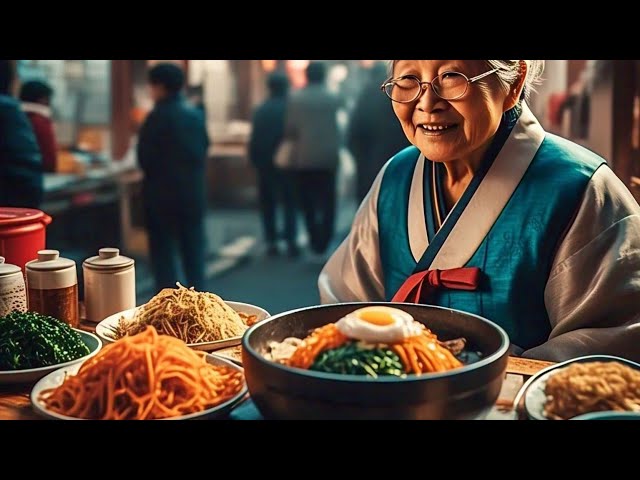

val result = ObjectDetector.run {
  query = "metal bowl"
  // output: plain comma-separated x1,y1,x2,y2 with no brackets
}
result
242,302,510,420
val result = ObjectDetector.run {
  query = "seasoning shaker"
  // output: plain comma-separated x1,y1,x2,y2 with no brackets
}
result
0,256,27,317
83,247,136,323
26,250,79,328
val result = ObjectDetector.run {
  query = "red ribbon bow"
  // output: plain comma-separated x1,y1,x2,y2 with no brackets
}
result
391,267,481,304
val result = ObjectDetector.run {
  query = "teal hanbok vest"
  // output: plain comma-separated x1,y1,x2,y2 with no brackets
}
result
378,135,605,349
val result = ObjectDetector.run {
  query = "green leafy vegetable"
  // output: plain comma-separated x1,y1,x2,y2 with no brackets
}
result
0,311,90,370
310,342,406,378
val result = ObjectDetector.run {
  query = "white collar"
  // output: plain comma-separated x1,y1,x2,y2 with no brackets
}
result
408,102,546,268
21,102,52,118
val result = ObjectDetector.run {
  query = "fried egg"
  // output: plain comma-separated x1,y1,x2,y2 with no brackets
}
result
335,306,423,344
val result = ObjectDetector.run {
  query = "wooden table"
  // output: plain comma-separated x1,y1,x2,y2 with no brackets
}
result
0,320,554,420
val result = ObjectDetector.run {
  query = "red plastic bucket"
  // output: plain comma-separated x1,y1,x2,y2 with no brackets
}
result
0,208,53,272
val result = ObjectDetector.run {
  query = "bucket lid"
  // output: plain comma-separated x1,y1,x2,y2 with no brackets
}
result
26,250,75,272
0,208,50,227
83,247,134,270
0,257,21,276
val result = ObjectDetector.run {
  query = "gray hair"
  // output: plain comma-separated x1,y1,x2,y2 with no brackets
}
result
387,60,545,102
485,60,545,102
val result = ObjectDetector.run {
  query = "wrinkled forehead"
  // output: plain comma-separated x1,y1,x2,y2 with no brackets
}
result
392,60,487,77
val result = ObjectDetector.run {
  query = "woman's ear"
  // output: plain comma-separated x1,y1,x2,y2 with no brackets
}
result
503,60,528,111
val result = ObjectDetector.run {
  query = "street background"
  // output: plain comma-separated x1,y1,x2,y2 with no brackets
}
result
13,60,639,316
135,150,359,315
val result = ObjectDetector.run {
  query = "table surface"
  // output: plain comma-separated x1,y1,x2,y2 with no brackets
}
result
44,165,142,194
0,320,554,420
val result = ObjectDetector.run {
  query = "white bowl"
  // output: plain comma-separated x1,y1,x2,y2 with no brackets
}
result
0,329,102,385
95,301,270,352
31,353,247,420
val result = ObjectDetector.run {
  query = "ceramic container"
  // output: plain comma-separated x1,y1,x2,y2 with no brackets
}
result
0,256,27,317
83,247,135,323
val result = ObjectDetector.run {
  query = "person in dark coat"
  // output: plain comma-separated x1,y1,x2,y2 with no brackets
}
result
0,60,43,208
137,63,210,292
248,71,298,257
347,62,409,202
20,80,58,173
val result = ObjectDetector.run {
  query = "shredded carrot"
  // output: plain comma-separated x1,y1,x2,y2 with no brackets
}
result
393,344,411,373
392,331,463,374
287,324,348,369
39,326,244,420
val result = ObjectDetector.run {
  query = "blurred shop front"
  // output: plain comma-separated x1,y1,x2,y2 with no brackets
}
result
528,60,640,204
180,60,369,207
16,60,139,263
18,60,265,261
15,60,377,262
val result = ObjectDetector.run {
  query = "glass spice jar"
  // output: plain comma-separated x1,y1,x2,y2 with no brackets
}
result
25,250,79,328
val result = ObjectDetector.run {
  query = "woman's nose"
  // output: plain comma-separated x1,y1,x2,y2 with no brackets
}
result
419,82,431,95
416,83,445,111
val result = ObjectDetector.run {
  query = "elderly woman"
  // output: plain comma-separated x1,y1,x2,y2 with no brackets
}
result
319,60,640,362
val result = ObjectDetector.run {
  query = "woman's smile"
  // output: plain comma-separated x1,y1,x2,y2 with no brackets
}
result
417,123,459,137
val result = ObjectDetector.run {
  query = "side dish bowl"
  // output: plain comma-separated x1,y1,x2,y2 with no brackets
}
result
0,329,102,385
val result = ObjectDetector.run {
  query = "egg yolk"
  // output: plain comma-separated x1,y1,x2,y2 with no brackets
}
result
357,308,396,326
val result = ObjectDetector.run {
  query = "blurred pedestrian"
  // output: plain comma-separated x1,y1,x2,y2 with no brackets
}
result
283,61,343,257
248,71,299,257
0,60,43,208
347,62,409,202
137,63,210,292
20,80,58,173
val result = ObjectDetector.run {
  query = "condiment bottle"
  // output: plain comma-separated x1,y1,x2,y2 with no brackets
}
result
0,256,27,317
83,247,136,323
26,250,79,328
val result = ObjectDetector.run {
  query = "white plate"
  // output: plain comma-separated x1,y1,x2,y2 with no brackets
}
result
524,355,640,420
31,353,247,420
95,301,270,352
0,329,102,385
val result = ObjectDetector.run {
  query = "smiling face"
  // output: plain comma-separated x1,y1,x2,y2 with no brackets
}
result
391,60,515,166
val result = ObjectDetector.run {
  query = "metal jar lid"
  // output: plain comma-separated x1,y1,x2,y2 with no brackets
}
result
0,257,21,276
25,250,75,272
83,248,134,272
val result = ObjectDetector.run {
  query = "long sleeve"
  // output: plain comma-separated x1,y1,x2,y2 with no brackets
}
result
346,93,370,166
523,166,640,362
174,108,210,166
247,108,261,166
28,114,57,173
136,109,163,174
283,96,298,141
318,167,387,303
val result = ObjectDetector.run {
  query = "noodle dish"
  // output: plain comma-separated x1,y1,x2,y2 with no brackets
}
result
31,326,247,420
524,355,640,420
96,284,269,352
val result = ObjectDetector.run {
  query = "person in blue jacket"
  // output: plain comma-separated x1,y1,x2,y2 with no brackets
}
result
0,60,43,208
137,63,210,292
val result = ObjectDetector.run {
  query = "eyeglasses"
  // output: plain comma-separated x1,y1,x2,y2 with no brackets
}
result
381,68,501,103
